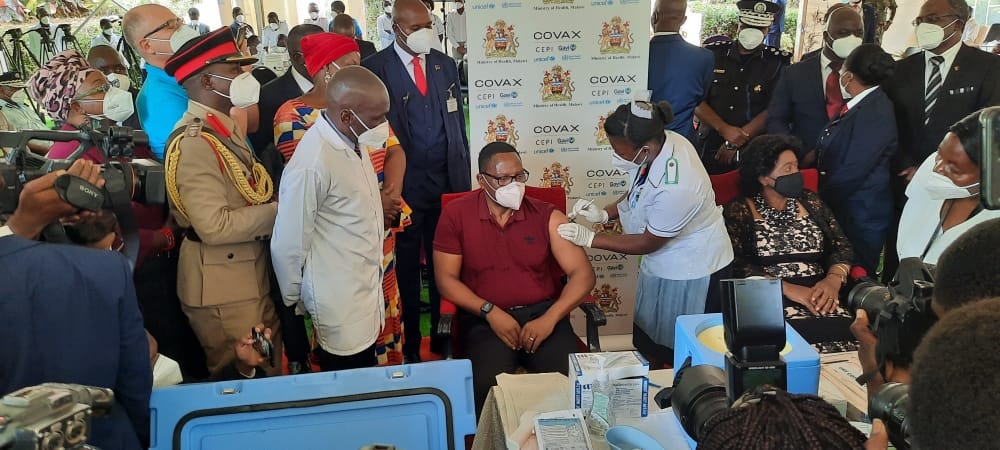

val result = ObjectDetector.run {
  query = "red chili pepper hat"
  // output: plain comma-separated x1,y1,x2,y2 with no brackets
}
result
165,27,257,84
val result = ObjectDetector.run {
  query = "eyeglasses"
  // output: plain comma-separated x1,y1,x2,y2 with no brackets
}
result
73,82,110,101
143,17,183,39
480,170,529,186
912,14,960,26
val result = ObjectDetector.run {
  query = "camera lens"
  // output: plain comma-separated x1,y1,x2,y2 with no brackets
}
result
847,281,892,321
869,382,911,449
671,364,730,441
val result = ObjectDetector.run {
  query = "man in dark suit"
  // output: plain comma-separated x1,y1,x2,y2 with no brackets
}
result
648,0,714,145
333,13,376,60
883,0,1000,278
245,23,323,376
363,0,471,363
0,161,151,450
768,5,863,166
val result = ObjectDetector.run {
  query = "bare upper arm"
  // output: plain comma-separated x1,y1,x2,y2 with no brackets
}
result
547,209,593,277
433,250,463,282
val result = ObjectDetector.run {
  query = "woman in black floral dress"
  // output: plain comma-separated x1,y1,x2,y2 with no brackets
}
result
723,135,857,351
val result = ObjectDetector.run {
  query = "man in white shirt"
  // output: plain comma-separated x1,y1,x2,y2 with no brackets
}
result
90,18,124,52
271,66,388,371
377,1,395,49
260,12,290,54
303,2,329,30
445,1,467,59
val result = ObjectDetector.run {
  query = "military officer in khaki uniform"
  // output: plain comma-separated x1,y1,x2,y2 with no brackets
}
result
696,0,790,175
163,28,281,377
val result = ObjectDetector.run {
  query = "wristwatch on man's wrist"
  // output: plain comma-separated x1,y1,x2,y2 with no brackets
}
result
479,301,494,319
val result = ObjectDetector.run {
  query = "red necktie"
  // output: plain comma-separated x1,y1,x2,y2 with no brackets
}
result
412,56,427,96
825,63,843,120
840,104,848,118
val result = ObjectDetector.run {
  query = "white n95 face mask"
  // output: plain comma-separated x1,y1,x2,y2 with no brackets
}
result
830,35,862,59
210,72,261,108
915,21,958,50
349,109,391,149
737,28,764,50
488,181,526,210
401,27,436,55
310,11,319,20
924,170,980,200
80,86,135,123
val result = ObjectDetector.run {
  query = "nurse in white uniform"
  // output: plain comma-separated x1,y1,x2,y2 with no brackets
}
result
558,99,734,366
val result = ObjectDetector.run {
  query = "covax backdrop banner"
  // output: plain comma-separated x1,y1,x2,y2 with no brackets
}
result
466,0,651,336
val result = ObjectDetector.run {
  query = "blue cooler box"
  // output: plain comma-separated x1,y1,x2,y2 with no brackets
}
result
672,313,820,395
149,360,476,450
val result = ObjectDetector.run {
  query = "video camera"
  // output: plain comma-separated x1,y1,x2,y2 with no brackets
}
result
0,127,163,215
658,279,788,442
0,127,164,267
0,383,114,450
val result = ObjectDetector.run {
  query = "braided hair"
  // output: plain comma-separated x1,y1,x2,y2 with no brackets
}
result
699,390,867,450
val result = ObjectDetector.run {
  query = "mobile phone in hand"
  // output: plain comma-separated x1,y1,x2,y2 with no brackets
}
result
251,327,275,367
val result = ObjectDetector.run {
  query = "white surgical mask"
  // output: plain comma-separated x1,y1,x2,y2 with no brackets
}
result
398,26,435,55
79,86,135,123
40,17,50,26
152,354,184,387
839,72,853,100
829,35,862,59
349,109,391,149
209,72,261,108
611,147,648,172
925,170,980,200
309,11,319,19
236,14,246,23
106,72,132,92
737,28,764,50
915,20,958,50
384,6,392,14
102,28,113,37
269,22,279,31
492,181,526,210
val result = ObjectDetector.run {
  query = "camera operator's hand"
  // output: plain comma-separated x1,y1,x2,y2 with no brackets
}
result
234,323,271,377
850,310,884,396
865,419,889,450
5,160,105,239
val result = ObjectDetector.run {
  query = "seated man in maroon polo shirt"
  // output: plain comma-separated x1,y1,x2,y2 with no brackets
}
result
434,142,596,414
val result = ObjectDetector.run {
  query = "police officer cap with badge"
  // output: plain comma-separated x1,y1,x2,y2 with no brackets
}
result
696,0,791,175
161,27,282,378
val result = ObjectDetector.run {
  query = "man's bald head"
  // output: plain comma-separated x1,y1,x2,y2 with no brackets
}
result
87,45,127,76
332,14,356,38
123,3,179,68
393,0,432,28
326,66,390,140
652,0,687,33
